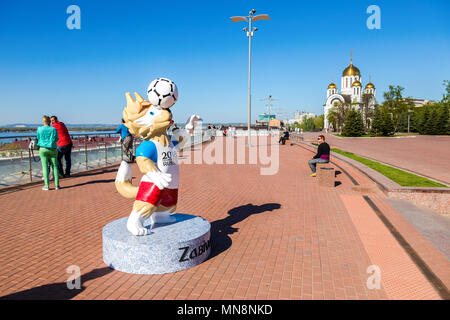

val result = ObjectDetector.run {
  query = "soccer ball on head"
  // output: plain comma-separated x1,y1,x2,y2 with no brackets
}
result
147,78,178,109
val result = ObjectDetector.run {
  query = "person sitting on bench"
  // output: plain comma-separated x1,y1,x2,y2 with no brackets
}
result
308,135,330,177
279,128,290,145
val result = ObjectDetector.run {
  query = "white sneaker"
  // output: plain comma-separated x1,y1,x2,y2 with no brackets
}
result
42,186,49,191
55,186,60,190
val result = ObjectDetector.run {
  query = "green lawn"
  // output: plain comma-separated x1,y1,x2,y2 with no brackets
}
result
311,143,447,188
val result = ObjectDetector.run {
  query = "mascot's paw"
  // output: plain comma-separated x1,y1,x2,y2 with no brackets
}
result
185,114,202,132
146,171,172,190
116,161,132,183
127,209,150,236
151,212,176,224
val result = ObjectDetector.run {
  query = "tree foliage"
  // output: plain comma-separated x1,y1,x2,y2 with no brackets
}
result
342,108,365,137
370,107,395,136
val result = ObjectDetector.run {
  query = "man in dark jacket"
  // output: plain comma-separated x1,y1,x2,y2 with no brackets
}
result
308,135,330,177
50,116,73,178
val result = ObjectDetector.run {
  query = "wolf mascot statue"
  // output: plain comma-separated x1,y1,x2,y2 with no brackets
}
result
115,85,201,236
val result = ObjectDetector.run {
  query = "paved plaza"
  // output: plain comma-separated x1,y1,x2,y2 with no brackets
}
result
301,133,450,185
0,137,448,300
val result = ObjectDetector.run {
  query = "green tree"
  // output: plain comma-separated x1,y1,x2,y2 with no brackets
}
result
426,108,439,134
314,114,324,130
370,108,383,136
370,107,394,136
301,117,315,131
382,111,395,136
442,80,450,104
419,106,430,134
361,93,375,131
331,100,350,132
342,109,365,137
382,85,413,130
326,106,338,131
396,112,409,132
435,105,449,134
409,111,420,133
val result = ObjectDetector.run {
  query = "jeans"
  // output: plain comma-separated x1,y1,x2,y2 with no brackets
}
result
308,158,329,173
121,135,134,161
57,143,72,176
39,147,59,187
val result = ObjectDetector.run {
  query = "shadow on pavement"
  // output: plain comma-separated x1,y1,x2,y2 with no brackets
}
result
209,203,281,260
0,267,113,300
62,178,116,189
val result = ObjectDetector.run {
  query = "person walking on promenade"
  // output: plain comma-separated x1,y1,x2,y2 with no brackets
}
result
115,118,134,163
37,116,60,190
308,134,330,177
50,116,73,178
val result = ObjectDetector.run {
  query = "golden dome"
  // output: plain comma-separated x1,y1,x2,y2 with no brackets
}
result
365,82,375,89
342,63,361,77
352,80,361,87
328,82,337,89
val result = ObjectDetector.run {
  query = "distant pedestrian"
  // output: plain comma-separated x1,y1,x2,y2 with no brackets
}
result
308,135,330,177
115,118,134,163
50,116,73,178
37,116,60,190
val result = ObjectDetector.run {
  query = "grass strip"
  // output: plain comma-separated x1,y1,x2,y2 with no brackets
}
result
311,143,447,188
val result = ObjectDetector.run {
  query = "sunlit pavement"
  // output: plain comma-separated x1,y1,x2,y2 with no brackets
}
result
0,137,448,300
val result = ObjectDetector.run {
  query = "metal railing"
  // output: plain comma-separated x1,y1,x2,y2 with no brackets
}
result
290,133,304,143
0,129,211,187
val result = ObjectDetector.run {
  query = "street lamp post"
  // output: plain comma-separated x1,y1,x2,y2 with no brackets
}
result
230,9,270,147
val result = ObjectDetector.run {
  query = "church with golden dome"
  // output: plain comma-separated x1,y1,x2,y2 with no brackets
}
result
324,55,377,130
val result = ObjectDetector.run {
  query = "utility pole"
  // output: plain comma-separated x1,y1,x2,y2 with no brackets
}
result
260,95,279,130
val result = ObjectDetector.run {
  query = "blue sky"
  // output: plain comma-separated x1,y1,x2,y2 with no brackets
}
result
0,0,449,125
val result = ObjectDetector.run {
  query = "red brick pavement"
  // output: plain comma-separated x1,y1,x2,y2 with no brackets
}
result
301,132,450,185
0,136,446,300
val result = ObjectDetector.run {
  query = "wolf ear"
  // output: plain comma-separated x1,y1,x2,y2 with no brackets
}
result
124,92,150,114
134,92,149,105
125,92,140,115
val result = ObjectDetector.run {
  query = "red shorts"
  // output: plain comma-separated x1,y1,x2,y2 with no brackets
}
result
135,181,178,207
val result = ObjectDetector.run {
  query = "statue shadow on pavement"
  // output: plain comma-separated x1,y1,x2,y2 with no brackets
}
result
0,267,113,300
208,203,281,260
61,178,116,189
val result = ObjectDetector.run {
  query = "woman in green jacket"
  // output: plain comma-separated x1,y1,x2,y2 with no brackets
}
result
37,115,60,190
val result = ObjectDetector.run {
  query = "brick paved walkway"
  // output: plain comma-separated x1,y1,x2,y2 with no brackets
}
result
0,137,448,300
301,132,450,185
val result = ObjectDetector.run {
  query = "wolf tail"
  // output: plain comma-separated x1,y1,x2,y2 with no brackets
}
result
115,161,138,199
